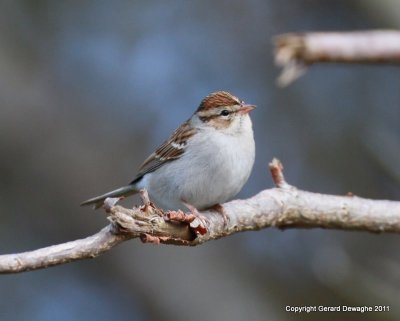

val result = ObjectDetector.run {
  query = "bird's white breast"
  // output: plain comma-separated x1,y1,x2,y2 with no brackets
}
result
139,114,255,210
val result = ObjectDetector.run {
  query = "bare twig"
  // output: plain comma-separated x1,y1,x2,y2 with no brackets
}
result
268,158,291,189
274,30,400,86
1,159,400,274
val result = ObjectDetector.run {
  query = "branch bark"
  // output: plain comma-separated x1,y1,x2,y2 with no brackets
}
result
1,159,399,274
274,30,400,86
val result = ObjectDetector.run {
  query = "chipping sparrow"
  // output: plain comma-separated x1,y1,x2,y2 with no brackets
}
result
81,91,255,213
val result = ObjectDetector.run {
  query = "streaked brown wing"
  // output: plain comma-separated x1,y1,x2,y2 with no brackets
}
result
130,120,196,183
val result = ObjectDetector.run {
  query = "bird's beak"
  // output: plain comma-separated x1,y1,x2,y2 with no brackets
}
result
238,104,256,115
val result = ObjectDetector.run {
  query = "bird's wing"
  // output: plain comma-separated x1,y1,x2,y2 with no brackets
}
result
130,120,196,184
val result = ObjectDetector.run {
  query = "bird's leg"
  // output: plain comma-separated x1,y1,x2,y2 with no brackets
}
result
180,200,207,221
181,201,208,235
209,203,229,226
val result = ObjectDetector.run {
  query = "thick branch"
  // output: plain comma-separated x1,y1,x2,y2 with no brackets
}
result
1,159,399,273
274,30,400,86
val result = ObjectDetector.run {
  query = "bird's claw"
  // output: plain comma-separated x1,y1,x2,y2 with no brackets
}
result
166,209,208,236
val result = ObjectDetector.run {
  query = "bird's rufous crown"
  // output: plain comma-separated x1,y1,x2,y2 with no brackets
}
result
197,91,241,112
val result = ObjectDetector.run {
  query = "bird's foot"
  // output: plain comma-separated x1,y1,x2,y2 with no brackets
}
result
166,210,197,223
165,201,208,236
183,202,209,235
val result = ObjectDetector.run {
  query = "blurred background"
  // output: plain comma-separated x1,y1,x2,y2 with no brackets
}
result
0,0,399,320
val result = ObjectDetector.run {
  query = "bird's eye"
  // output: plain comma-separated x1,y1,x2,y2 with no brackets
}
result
220,109,230,116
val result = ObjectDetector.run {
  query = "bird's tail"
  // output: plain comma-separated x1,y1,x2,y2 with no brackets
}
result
80,185,138,209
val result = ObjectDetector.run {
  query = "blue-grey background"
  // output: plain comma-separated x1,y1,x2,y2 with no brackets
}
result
0,1,399,320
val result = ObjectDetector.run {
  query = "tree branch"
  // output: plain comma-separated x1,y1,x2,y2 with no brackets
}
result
1,159,399,274
274,30,400,86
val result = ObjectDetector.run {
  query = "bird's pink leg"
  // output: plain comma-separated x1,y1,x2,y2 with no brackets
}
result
184,200,214,220
165,200,208,235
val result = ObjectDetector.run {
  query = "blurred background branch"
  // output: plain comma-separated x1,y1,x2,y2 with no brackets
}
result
275,30,400,86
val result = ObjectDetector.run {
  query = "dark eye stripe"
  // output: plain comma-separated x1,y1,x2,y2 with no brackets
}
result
199,114,218,122
197,104,240,122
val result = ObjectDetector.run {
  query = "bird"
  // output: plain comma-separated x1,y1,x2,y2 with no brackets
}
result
81,91,255,216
